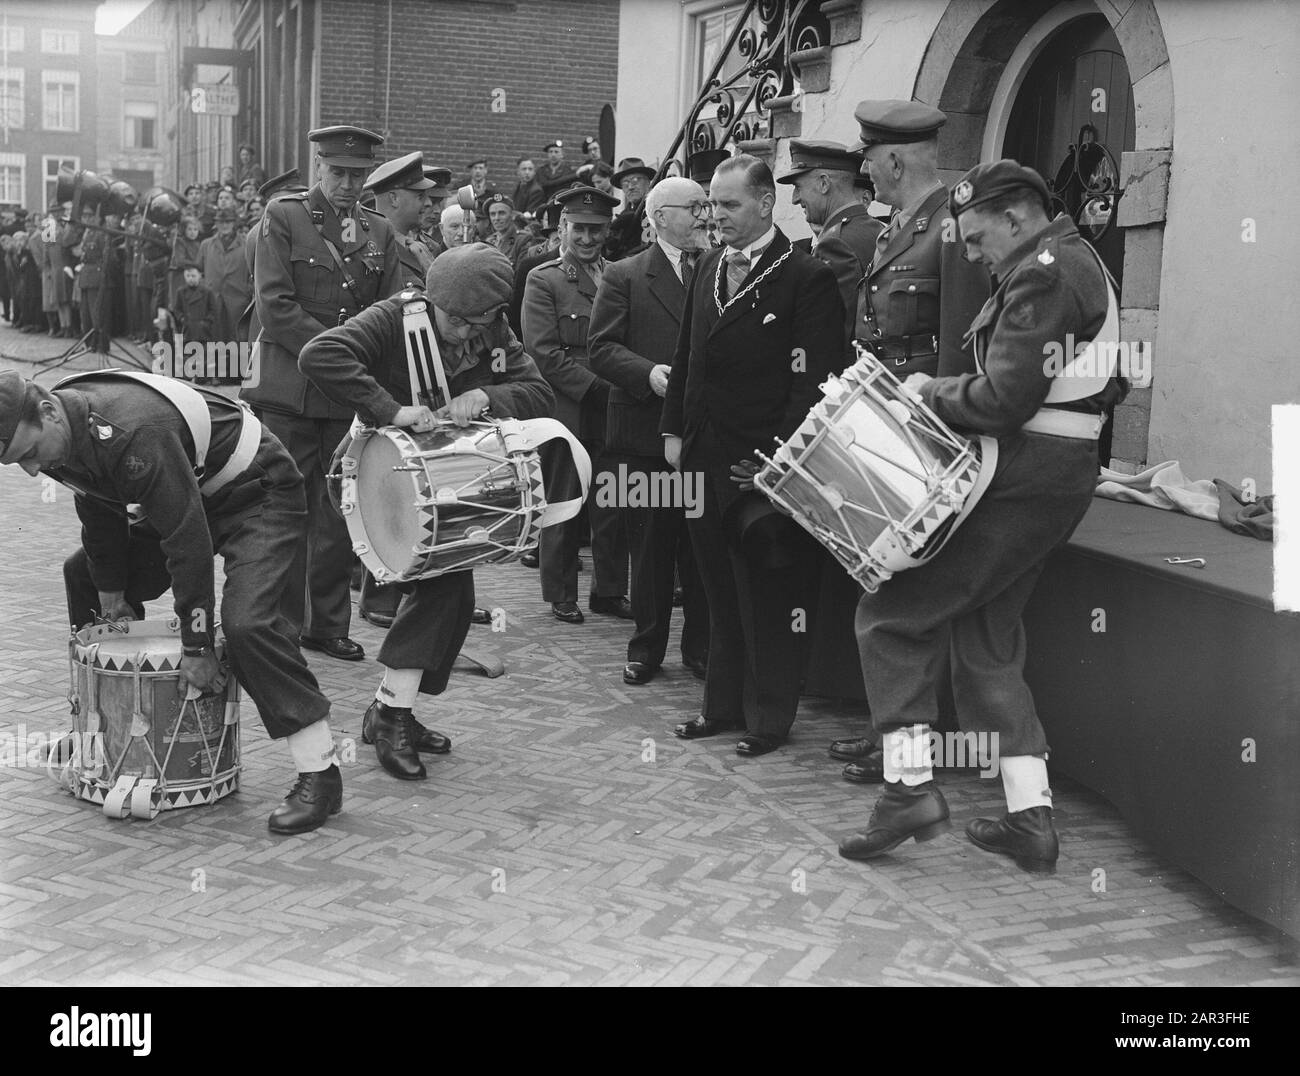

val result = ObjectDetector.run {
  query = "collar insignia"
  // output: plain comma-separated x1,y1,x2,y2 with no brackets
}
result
1038,249,1055,265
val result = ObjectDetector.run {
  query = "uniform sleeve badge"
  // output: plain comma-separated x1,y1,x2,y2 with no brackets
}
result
1007,300,1036,330
1037,249,1055,265
124,455,149,479
95,423,114,441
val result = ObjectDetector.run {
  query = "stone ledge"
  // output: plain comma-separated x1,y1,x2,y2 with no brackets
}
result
791,46,831,94
1118,149,1171,227
765,97,803,139
822,0,863,46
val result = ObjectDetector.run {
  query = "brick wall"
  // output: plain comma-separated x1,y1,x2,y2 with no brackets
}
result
316,0,619,191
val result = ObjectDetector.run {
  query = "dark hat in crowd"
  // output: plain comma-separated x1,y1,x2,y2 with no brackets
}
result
581,136,598,153
466,157,487,170
423,165,453,197
849,100,947,152
424,242,515,318
0,371,42,458
482,193,514,212
308,124,384,168
543,139,563,152
258,168,304,200
687,149,729,184
365,151,436,195
612,157,655,189
555,185,619,224
949,159,1052,218
776,139,864,183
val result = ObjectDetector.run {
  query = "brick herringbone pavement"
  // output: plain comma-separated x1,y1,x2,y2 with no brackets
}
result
1,334,1296,986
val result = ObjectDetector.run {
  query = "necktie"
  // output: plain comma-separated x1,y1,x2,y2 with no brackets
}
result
680,250,698,287
726,250,749,300
873,211,900,271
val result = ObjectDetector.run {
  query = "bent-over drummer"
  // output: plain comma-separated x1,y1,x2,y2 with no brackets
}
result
298,243,554,782
0,370,343,835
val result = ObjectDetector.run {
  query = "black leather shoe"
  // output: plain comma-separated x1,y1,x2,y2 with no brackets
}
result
589,595,634,619
736,733,783,757
359,608,394,628
838,781,951,860
623,661,657,685
362,702,451,755
267,765,343,835
673,716,743,739
471,607,491,625
552,601,584,624
364,700,426,780
299,636,365,661
681,655,708,681
520,550,539,568
966,807,1059,874
829,736,877,761
842,752,884,784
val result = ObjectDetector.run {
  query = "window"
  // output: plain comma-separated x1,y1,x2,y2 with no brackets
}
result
0,68,22,130
43,70,79,131
697,5,756,92
124,101,157,149
42,30,80,55
123,51,157,85
0,26,24,52
0,152,24,205
44,155,79,207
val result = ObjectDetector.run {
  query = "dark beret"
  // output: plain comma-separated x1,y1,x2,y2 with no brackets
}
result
424,242,514,318
949,159,1052,218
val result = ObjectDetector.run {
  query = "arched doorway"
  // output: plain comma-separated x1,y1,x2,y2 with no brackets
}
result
1003,14,1134,287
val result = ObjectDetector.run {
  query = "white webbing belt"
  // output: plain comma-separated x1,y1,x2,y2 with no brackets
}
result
56,369,261,496
400,294,452,411
1021,408,1105,440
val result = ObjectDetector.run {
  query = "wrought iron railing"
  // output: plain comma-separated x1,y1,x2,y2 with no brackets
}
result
658,0,831,178
1048,124,1123,242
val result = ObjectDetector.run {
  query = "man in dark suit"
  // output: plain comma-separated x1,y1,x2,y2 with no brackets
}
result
241,125,400,663
777,139,883,346
661,155,844,756
588,176,711,686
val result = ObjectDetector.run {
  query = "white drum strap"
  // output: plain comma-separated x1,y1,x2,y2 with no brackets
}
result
401,295,452,411
511,417,593,526
1042,244,1121,404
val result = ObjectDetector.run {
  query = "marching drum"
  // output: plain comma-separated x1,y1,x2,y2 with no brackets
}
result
54,621,240,819
334,417,590,584
755,348,998,593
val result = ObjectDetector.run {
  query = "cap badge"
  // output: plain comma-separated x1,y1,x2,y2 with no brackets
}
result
953,180,973,206
1037,249,1055,265
583,194,592,205
344,135,356,149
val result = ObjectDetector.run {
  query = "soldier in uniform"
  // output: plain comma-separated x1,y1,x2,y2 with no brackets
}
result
482,193,531,266
509,199,561,339
777,139,883,346
522,185,630,624
838,160,1124,873
299,244,554,780
537,140,578,201
363,151,437,290
605,157,655,262
241,125,400,663
0,370,344,834
419,165,453,261
826,100,992,782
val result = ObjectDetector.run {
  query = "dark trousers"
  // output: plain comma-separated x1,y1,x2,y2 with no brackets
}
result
258,411,354,640
687,473,820,739
855,432,1099,757
378,570,476,696
540,441,628,604
619,452,708,667
62,434,329,740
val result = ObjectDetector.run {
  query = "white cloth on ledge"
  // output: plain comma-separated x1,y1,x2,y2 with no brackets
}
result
1095,460,1219,522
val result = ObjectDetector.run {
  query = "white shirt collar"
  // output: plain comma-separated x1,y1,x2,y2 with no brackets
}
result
656,237,683,267
729,224,777,263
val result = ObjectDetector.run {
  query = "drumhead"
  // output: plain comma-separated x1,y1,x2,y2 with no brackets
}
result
355,430,421,575
74,621,223,671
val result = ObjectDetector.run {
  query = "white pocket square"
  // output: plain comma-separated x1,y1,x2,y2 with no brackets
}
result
762,313,776,325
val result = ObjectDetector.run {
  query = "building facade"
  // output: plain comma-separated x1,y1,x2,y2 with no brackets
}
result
0,0,99,210
96,2,169,194
618,0,1299,488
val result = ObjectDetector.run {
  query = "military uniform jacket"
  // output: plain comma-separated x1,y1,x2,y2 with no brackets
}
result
47,378,261,650
857,184,989,377
298,293,554,426
588,242,686,457
521,251,609,437
392,231,434,292
812,202,883,347
78,227,108,291
921,214,1111,440
661,228,845,520
242,184,400,419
